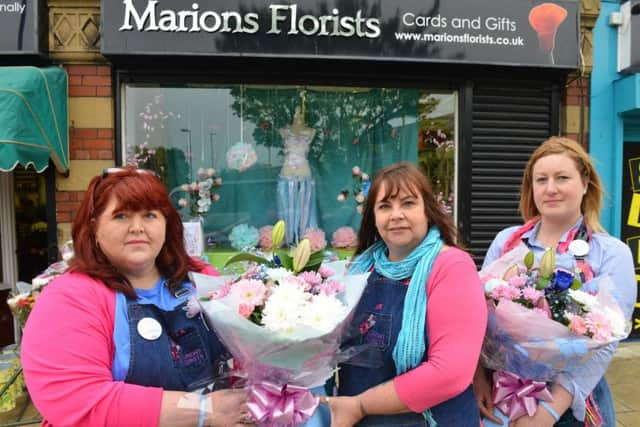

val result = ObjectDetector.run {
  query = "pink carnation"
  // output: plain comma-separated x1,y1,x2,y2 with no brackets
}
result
319,280,345,296
522,287,543,304
258,225,273,249
331,227,358,248
503,286,521,300
238,303,255,319
298,271,322,287
318,266,334,278
208,282,232,300
490,285,520,301
508,276,528,288
304,228,327,252
568,314,588,336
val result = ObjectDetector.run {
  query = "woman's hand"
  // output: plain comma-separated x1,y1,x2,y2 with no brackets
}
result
208,389,255,427
509,407,555,427
473,365,502,424
321,395,365,427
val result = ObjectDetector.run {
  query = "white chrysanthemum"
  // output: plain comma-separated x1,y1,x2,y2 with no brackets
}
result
568,289,597,309
32,276,52,289
601,307,627,337
261,281,307,335
266,267,293,284
484,278,507,295
301,294,346,333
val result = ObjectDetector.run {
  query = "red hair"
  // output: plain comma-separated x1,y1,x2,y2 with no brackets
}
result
70,167,203,298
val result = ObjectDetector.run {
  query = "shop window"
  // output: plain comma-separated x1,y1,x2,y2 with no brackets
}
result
123,85,457,256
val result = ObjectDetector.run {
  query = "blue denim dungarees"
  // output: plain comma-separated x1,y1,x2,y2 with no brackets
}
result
124,293,228,391
555,379,614,426
339,271,480,426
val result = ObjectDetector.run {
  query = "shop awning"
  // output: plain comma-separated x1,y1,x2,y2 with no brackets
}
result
0,66,69,173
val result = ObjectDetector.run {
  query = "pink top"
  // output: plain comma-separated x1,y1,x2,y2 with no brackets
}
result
393,248,487,412
21,264,218,427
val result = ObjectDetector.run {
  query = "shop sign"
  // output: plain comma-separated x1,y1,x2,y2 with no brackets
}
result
101,0,579,68
0,0,45,55
621,142,640,339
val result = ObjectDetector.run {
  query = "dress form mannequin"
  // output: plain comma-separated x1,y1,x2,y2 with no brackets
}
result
279,107,316,177
277,106,318,244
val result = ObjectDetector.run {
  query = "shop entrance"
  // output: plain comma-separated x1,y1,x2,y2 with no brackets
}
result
14,168,49,284
0,167,49,346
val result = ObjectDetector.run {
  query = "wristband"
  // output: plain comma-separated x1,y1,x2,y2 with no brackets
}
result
539,401,560,422
197,393,207,427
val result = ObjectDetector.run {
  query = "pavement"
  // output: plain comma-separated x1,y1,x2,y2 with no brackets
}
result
607,340,640,427
1,341,640,426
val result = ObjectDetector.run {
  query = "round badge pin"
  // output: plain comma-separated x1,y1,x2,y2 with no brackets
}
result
137,317,162,341
568,239,590,257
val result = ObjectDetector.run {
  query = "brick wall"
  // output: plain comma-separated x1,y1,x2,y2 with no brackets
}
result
56,64,115,232
560,72,591,147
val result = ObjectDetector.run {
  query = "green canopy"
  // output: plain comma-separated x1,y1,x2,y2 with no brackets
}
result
0,66,69,173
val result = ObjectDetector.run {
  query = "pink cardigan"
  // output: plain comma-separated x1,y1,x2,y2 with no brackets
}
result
21,265,217,427
393,248,487,412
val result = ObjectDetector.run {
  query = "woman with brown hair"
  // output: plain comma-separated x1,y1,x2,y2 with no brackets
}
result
321,162,487,426
21,167,253,427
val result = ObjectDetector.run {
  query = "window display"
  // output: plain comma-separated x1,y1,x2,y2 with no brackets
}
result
123,84,457,265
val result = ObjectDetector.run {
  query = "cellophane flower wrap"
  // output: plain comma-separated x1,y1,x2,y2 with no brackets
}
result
190,259,369,427
479,243,630,423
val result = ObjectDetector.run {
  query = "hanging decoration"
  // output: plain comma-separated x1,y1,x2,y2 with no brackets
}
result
226,84,257,172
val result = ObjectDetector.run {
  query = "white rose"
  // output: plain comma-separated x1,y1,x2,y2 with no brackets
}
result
484,278,507,295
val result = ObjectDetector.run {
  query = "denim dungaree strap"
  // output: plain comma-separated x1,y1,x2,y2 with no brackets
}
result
124,290,228,391
339,271,479,427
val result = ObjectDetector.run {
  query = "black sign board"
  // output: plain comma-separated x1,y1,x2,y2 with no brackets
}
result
621,141,640,339
0,0,45,55
101,0,579,68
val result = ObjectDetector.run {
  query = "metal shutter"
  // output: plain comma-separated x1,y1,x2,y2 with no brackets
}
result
466,79,559,264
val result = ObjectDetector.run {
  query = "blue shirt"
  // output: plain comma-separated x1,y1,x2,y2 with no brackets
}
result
483,218,636,420
111,278,195,381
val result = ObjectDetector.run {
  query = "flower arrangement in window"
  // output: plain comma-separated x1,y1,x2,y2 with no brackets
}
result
174,168,222,219
419,128,455,216
337,166,371,214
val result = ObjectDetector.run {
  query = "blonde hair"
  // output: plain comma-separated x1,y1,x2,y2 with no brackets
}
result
519,136,605,232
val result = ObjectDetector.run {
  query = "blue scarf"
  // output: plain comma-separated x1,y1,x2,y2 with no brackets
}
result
350,227,443,426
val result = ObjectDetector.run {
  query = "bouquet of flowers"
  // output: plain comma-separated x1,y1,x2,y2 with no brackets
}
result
7,241,74,329
337,166,371,214
479,243,629,425
189,221,369,426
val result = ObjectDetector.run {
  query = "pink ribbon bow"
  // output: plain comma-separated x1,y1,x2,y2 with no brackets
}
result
247,381,319,427
493,371,553,420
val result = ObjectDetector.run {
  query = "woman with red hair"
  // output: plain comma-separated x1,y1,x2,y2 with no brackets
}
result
21,167,253,426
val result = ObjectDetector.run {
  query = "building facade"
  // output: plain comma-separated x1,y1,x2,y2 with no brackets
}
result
0,0,599,343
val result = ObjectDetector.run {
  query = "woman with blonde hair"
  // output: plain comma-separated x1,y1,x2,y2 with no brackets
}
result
474,137,636,426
